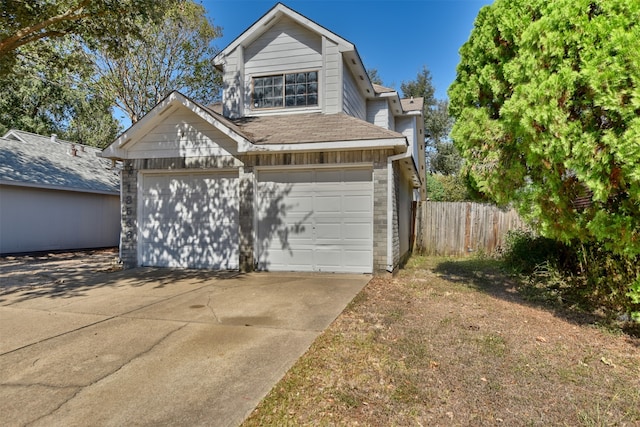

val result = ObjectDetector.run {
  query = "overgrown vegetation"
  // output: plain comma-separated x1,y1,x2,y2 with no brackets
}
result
500,230,640,326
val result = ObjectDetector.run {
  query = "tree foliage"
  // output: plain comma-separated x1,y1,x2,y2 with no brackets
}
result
0,0,174,76
426,174,471,202
401,66,436,107
367,68,384,86
426,99,461,175
0,39,120,147
449,0,640,257
93,0,222,123
402,66,461,175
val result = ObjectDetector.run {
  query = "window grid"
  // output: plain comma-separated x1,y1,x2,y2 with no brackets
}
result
253,71,318,109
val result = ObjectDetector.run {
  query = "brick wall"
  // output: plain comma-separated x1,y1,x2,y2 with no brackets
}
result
119,160,138,268
373,160,388,273
238,166,254,271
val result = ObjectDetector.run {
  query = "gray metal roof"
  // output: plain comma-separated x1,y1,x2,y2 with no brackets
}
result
0,130,120,194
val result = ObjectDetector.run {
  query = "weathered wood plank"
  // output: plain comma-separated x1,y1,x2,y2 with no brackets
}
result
416,201,528,256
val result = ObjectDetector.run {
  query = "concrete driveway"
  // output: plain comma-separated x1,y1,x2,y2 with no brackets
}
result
0,263,369,426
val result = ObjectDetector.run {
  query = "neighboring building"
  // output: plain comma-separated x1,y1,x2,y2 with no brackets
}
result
100,2,426,273
0,130,120,254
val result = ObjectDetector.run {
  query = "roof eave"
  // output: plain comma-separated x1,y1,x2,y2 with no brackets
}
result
239,137,407,154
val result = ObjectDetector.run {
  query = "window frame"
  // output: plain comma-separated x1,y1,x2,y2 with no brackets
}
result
251,70,319,110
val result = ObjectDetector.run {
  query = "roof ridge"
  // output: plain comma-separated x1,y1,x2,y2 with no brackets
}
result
5,129,101,150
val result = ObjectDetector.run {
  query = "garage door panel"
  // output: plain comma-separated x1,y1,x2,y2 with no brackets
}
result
282,195,314,214
257,168,373,273
262,248,314,271
343,250,371,268
344,195,372,213
342,222,371,241
314,250,341,269
139,172,239,269
314,195,341,213
314,222,341,240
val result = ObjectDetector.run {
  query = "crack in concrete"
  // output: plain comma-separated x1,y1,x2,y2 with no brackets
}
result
0,316,117,357
25,323,188,426
206,292,221,323
1,279,219,357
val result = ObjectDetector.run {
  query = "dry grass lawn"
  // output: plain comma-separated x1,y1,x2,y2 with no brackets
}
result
243,256,640,426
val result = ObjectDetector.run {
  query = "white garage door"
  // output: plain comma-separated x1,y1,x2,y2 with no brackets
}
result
139,171,239,269
256,168,373,273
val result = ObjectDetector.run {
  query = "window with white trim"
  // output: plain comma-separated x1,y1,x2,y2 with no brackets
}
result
252,71,318,109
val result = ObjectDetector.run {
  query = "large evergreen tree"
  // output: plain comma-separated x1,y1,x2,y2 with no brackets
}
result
449,0,640,257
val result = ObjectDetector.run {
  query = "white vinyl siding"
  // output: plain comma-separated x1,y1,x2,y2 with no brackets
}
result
222,47,244,118
342,61,366,120
323,38,341,114
366,99,394,130
395,116,418,170
244,17,322,113
256,167,373,273
138,171,239,269
128,106,239,159
0,185,119,254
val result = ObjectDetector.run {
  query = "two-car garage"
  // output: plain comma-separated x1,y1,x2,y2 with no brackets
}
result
137,167,374,273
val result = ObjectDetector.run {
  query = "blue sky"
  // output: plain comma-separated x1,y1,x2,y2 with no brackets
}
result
202,0,493,100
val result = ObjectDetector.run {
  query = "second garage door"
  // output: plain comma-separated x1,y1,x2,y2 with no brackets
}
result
256,168,373,273
138,171,239,269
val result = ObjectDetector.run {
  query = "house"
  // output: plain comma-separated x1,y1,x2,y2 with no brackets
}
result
100,2,426,274
0,130,120,254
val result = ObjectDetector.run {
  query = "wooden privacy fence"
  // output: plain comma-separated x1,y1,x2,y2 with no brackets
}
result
415,201,528,257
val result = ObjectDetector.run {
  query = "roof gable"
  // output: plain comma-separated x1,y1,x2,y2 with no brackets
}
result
214,3,353,66
101,91,253,160
0,130,119,194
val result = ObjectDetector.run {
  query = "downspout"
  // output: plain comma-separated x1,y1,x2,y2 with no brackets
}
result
386,150,412,273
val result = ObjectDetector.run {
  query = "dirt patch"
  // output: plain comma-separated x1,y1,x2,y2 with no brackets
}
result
0,248,121,292
243,256,640,426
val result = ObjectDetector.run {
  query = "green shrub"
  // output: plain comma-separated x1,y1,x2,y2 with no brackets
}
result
500,230,568,275
500,231,640,322
426,174,470,202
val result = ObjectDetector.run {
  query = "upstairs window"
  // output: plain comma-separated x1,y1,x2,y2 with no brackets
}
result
253,71,318,109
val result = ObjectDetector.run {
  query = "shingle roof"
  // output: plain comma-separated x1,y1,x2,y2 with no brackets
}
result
401,97,424,112
372,83,396,94
228,112,406,145
0,130,120,194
